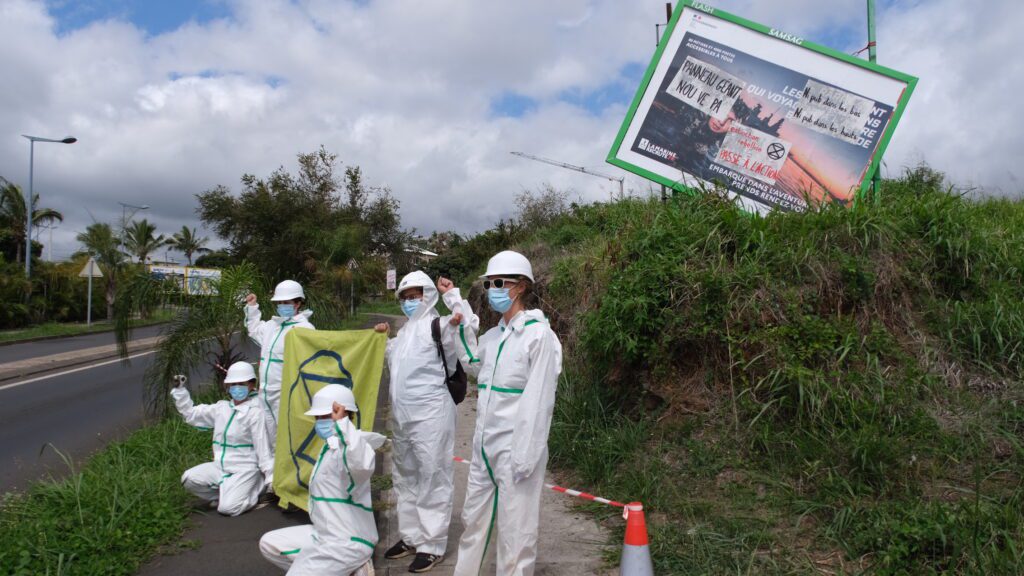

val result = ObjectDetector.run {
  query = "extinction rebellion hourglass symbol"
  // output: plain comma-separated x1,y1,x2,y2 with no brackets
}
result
766,142,786,161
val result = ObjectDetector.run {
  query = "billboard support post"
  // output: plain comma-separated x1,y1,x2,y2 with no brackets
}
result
868,0,881,204
659,2,673,203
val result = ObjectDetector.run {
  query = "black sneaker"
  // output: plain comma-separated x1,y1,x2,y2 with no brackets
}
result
408,553,443,573
384,539,415,560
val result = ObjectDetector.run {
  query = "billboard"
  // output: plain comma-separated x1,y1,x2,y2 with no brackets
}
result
608,1,917,213
149,265,222,295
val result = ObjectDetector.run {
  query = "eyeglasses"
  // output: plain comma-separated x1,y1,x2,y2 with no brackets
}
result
483,278,518,290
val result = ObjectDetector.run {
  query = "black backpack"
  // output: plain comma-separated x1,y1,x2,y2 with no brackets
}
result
431,317,468,404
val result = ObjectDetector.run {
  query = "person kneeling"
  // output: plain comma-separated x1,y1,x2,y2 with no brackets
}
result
170,362,274,517
259,385,385,576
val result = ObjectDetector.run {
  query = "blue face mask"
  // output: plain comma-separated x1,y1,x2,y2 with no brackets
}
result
276,304,295,318
314,418,336,439
400,298,421,318
228,385,250,401
487,288,514,314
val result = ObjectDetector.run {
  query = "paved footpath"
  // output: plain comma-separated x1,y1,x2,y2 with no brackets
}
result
137,314,614,575
374,395,616,575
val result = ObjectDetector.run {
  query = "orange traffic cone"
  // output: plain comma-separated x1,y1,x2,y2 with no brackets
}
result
620,502,654,575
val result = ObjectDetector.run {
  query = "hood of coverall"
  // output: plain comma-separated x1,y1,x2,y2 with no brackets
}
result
395,270,438,322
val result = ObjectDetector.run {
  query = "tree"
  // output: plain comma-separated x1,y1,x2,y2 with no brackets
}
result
124,219,165,264
196,147,408,282
166,226,211,266
76,222,126,319
114,263,348,415
115,263,261,415
197,149,339,281
0,177,63,265
194,249,236,268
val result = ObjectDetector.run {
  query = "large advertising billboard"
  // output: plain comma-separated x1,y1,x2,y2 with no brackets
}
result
149,265,221,295
608,1,917,213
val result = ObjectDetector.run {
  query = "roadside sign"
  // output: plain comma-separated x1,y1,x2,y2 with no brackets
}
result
607,1,917,213
386,269,396,290
78,257,103,278
79,257,102,327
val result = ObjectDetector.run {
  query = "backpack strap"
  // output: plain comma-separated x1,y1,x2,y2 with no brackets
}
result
431,317,450,380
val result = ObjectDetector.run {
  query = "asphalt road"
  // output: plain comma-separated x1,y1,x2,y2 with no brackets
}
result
0,324,166,365
0,325,240,494
0,352,155,493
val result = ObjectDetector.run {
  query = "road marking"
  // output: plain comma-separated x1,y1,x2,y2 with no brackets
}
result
0,350,157,392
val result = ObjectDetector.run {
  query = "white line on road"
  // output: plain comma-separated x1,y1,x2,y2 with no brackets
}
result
0,350,157,392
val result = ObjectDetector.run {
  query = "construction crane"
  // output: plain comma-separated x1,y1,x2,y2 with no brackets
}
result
510,151,624,199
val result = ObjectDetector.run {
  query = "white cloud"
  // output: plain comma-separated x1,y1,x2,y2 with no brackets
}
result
0,0,1021,262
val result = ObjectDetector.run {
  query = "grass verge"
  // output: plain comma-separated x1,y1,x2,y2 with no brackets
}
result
0,416,210,576
0,309,174,345
524,169,1024,574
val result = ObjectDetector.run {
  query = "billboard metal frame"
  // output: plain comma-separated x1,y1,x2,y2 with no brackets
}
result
607,0,918,206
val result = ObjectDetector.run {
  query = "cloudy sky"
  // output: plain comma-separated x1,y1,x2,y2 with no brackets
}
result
1,0,1021,262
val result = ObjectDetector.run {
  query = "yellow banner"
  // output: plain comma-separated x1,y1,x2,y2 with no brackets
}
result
273,327,386,510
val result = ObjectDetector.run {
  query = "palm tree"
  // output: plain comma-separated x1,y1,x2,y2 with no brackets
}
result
124,219,165,264
76,222,126,320
0,178,64,264
114,264,349,415
115,263,261,414
165,226,210,266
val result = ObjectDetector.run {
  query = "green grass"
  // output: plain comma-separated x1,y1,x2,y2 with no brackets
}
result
0,309,174,345
0,416,212,576
513,168,1024,574
355,299,402,316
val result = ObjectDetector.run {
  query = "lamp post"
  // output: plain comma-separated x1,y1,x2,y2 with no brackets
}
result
21,134,76,277
118,201,149,258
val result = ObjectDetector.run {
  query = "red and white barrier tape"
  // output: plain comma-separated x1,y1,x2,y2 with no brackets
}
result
452,456,625,508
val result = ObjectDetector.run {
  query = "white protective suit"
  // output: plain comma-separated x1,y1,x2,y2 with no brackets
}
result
386,271,479,556
451,309,562,576
259,417,386,574
170,387,275,516
245,305,315,448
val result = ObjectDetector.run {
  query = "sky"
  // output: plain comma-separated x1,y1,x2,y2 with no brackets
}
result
2,0,1022,262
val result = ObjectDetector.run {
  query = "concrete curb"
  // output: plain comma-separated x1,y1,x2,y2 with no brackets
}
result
0,336,163,383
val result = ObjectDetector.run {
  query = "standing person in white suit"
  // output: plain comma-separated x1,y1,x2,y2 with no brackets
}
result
170,361,275,516
245,280,315,453
451,251,563,576
373,271,479,573
259,384,384,576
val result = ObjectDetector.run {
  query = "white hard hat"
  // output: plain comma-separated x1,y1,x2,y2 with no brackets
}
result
271,280,305,302
304,384,359,416
223,361,257,384
395,270,433,298
480,250,534,282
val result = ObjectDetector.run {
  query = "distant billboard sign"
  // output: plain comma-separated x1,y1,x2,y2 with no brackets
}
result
186,267,221,296
149,265,221,295
607,1,917,213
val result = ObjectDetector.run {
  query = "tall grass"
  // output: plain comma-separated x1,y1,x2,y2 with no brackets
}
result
507,167,1024,573
0,417,211,575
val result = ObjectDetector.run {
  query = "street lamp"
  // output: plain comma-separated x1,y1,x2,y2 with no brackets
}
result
118,201,150,256
22,134,76,277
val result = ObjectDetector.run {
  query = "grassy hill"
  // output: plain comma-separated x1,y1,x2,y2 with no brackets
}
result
435,168,1024,574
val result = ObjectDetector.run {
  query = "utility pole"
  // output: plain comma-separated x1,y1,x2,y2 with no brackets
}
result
510,151,624,200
